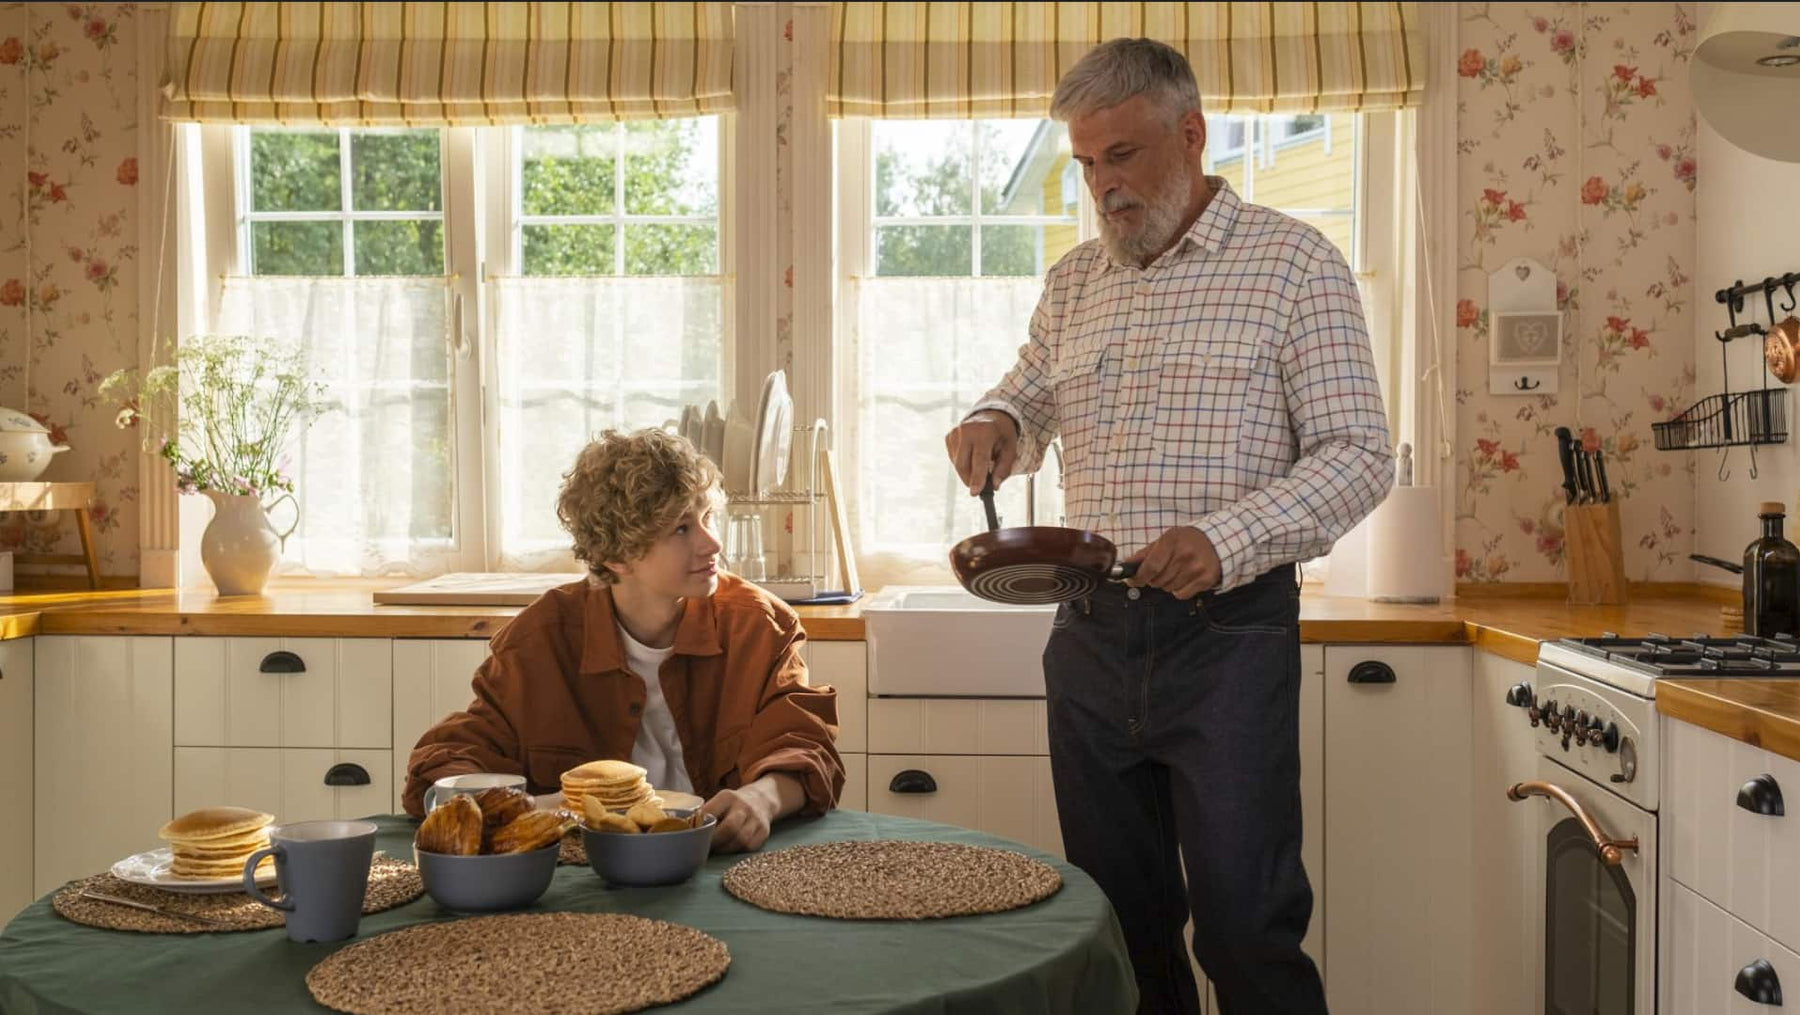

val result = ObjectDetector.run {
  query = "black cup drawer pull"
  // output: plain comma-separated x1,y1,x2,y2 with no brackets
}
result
1347,661,1397,684
324,763,371,787
1736,958,1783,1005
1738,775,1786,817
259,650,306,674
888,770,938,794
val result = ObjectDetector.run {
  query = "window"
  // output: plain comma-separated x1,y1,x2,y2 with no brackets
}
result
217,127,457,575
836,112,1403,583
198,117,728,574
492,119,727,568
837,119,1080,571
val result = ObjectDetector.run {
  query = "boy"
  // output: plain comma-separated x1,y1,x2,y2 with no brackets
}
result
404,428,843,853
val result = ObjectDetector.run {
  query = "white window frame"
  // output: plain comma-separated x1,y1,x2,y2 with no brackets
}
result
194,115,737,575
233,127,447,277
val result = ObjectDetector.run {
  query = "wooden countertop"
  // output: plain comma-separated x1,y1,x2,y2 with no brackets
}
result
1659,680,1800,764
0,579,1738,660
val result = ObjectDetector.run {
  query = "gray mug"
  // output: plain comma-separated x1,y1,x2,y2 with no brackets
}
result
243,820,378,943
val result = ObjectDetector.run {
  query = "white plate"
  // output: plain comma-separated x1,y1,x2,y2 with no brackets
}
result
111,847,279,895
751,372,794,496
678,404,699,448
703,401,725,468
725,404,756,493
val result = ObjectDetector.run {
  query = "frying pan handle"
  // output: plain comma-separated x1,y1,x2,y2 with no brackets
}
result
979,473,1000,532
1109,561,1139,581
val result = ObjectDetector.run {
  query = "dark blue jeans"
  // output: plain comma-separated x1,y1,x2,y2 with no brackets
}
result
1043,564,1326,1015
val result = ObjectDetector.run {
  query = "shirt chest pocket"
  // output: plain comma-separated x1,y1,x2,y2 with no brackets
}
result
1052,342,1107,422
1153,329,1260,461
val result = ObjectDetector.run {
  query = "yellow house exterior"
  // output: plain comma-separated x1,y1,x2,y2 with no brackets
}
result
1006,113,1357,270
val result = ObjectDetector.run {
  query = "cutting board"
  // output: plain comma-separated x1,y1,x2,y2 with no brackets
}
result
372,572,588,606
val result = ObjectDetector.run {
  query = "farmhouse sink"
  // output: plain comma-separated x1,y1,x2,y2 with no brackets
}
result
861,586,1056,697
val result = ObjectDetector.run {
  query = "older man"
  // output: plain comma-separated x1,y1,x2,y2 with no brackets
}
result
945,38,1393,1015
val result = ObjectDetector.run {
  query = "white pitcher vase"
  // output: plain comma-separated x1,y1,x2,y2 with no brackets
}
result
199,490,297,596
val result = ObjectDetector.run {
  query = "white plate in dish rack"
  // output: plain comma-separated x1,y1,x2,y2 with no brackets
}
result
751,372,793,496
110,848,279,895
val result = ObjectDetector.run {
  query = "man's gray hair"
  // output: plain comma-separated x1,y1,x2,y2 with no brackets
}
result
1050,38,1202,124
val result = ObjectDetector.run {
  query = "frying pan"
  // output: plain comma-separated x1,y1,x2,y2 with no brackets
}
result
949,475,1139,605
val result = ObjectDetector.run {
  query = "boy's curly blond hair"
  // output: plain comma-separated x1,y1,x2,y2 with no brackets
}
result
557,428,725,583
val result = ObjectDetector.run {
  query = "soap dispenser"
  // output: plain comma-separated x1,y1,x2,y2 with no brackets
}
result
1744,501,1800,638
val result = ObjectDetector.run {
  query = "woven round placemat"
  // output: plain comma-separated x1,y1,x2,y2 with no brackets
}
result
306,912,730,1015
556,829,587,867
52,857,424,934
722,840,1062,920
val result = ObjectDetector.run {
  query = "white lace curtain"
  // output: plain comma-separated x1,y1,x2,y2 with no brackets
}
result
217,275,457,577
490,275,726,571
842,275,1056,576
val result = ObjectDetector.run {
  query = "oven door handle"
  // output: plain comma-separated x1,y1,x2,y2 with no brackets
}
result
1506,780,1641,865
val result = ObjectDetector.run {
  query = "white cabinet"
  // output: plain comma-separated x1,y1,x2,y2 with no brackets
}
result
1667,878,1800,1014
0,639,33,922
392,639,488,811
174,638,391,749
1323,645,1473,1015
1666,717,1800,956
34,636,173,895
802,641,866,754
867,753,1062,855
839,751,867,812
1469,651,1544,1015
868,698,1048,755
175,747,393,824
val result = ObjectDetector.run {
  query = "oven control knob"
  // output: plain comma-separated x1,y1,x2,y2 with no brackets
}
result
1561,732,1572,751
1563,704,1577,721
1602,722,1620,753
1527,707,1542,728
1609,737,1638,783
1544,699,1559,717
1576,709,1589,726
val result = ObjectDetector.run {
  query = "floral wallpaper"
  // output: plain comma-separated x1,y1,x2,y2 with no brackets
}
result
0,2,140,578
1454,2,1698,583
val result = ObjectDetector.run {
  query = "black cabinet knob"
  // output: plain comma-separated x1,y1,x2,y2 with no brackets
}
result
324,763,371,787
1738,774,1786,817
1602,722,1620,753
259,650,306,674
888,770,937,794
1736,958,1783,1005
1347,661,1396,685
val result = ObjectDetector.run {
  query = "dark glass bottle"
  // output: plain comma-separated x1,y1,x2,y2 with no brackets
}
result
1744,501,1800,638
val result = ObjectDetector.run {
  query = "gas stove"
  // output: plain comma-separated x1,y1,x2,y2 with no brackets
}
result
1537,633,1800,698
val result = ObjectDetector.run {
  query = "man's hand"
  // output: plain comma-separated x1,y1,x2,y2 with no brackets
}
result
944,411,1020,495
1123,526,1222,601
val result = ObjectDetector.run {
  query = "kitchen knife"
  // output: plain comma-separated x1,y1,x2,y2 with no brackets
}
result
1593,450,1612,504
1574,449,1594,504
1554,427,1578,505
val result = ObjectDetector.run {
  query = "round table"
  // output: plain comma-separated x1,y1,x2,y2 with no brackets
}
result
0,811,1137,1014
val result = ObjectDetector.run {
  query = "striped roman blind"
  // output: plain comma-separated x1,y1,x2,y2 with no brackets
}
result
829,1,1423,118
163,2,735,125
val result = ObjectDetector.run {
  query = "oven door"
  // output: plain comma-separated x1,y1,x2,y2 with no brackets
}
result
1517,755,1657,1015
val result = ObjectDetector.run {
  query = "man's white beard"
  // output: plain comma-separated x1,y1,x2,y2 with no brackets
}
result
1098,161,1192,267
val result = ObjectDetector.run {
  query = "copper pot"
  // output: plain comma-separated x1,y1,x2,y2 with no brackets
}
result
1764,316,1800,384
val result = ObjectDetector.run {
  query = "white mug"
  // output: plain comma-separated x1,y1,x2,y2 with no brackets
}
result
423,772,527,812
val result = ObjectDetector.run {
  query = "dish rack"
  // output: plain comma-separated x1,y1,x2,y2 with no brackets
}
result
1654,276,1791,457
722,419,861,604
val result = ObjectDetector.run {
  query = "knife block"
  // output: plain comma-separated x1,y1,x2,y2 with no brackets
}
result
1565,501,1628,605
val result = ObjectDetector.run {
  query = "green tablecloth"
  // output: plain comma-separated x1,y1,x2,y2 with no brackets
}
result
0,811,1136,1014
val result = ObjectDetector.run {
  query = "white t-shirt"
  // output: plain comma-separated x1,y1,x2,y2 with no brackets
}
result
616,624,695,794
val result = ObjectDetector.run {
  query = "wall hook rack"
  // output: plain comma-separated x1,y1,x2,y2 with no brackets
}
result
1513,376,1541,391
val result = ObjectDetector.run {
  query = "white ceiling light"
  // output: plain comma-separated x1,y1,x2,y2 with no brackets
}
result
1693,3,1800,162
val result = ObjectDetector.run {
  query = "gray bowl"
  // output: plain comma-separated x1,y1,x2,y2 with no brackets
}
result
581,808,717,886
416,842,558,911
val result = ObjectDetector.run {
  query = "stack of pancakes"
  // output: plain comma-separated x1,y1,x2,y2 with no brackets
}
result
560,760,658,813
157,807,276,880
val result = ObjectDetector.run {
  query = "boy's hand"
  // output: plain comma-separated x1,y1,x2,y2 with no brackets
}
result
702,786,778,853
